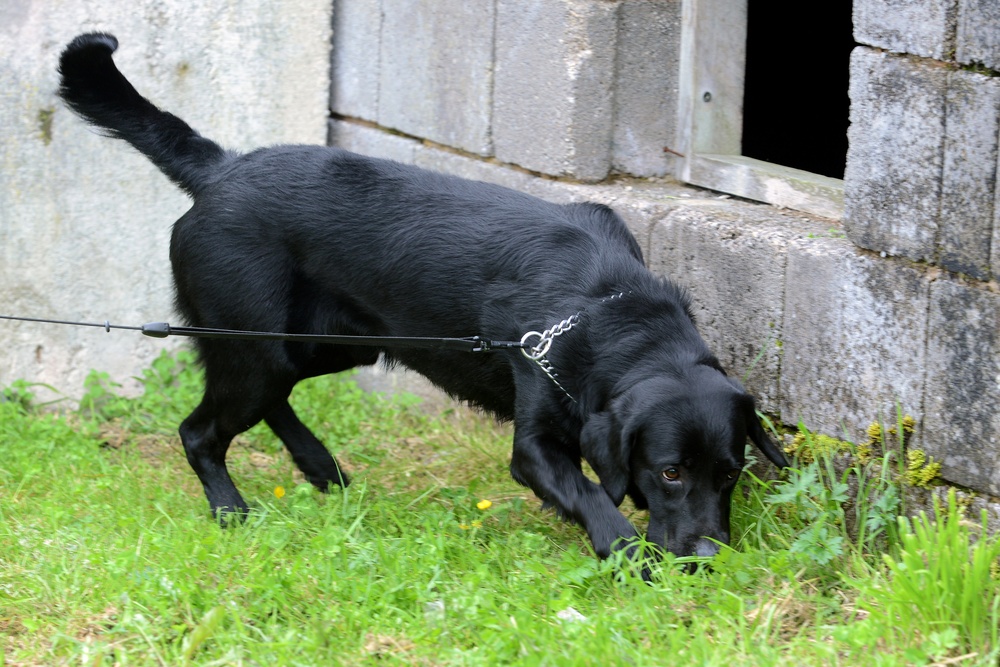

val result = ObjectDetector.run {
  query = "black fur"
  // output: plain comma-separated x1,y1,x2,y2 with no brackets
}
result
58,33,788,566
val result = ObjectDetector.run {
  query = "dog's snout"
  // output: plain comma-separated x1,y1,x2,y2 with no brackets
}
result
693,537,721,558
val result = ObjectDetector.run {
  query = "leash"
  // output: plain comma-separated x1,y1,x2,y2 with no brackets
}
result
0,314,525,353
3,293,628,397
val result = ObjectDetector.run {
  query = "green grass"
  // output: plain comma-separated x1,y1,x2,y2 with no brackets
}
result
2,351,999,665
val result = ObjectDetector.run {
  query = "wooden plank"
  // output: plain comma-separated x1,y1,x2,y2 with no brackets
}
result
689,154,845,220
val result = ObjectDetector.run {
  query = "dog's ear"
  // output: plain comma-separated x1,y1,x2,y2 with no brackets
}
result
580,411,635,506
745,398,788,469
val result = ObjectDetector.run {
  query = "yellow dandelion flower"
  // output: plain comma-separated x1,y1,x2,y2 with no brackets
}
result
477,499,492,510
459,523,470,530
274,486,286,499
472,520,483,529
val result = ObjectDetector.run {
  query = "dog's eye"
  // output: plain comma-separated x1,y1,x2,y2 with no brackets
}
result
726,468,741,481
661,468,680,481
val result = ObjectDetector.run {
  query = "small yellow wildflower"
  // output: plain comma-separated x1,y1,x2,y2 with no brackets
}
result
477,499,492,511
274,486,286,499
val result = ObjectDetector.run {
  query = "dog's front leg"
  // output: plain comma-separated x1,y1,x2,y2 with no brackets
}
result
509,426,639,560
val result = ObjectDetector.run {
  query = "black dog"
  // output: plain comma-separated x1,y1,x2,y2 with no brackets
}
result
58,33,788,565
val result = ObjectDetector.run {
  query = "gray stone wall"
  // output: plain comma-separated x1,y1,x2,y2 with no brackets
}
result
846,1,1000,282
331,0,682,181
842,0,1000,493
0,1,332,400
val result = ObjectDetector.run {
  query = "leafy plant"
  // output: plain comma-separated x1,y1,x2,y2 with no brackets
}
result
78,369,122,418
1,379,37,412
765,423,901,573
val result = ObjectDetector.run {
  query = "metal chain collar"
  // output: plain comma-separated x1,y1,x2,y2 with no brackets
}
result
519,292,626,403
520,313,581,403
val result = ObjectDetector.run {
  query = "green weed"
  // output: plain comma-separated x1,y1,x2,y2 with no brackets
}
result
850,489,1000,663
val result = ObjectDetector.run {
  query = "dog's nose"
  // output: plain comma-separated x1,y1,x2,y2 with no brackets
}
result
693,538,721,558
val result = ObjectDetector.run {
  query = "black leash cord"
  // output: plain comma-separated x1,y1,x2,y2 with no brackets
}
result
0,314,142,333
0,315,527,353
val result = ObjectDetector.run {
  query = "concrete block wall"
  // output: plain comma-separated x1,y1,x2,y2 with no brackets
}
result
613,1,682,177
838,0,1000,494
958,0,1000,70
379,0,495,155
0,1,332,400
778,238,931,441
853,0,999,70
843,50,947,265
494,0,619,179
853,0,957,61
846,1,1000,282
330,0,682,181
924,280,1000,495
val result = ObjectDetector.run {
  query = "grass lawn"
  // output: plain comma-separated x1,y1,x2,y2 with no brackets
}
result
1,351,999,665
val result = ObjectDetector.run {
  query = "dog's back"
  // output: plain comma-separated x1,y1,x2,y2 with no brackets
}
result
174,144,647,410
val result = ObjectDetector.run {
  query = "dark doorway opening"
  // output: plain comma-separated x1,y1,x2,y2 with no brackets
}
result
741,1,857,179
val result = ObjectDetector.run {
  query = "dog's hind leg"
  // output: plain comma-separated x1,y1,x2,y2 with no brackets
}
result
262,341,379,491
179,398,257,521
178,334,370,519
179,355,299,520
264,399,349,491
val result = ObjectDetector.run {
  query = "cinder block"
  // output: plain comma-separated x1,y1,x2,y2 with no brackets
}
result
923,279,1000,496
328,118,419,164
331,0,382,121
611,0,682,178
648,206,813,415
377,0,495,155
939,69,1000,280
957,0,1000,70
844,48,946,263
853,0,957,60
779,238,930,442
493,0,619,180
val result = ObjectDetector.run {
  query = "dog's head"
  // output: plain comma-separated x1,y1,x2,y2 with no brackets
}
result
580,365,788,559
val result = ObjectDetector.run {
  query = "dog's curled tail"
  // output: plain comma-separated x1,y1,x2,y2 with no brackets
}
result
58,33,230,196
